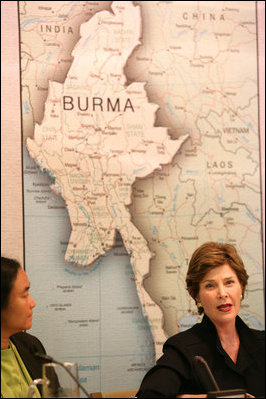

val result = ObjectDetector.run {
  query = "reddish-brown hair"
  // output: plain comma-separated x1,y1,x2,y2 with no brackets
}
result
186,242,249,314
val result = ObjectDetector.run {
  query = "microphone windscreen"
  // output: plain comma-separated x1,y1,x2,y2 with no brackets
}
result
35,352,54,362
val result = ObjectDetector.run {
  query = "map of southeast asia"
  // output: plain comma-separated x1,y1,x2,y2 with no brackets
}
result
20,1,264,394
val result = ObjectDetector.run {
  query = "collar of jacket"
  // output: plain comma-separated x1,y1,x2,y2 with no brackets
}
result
200,314,261,372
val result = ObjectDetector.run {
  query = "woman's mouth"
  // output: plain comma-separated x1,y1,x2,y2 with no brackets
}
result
217,303,232,312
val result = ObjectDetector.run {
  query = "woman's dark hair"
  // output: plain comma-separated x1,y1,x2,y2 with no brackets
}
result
1,256,21,310
186,242,249,314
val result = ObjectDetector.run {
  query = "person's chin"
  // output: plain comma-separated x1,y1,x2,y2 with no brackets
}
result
215,309,237,321
24,320,33,330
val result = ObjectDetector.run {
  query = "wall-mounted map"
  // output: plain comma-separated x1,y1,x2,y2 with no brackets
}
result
19,1,264,394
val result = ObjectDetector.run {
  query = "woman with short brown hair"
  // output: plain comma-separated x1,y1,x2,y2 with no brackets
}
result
136,242,264,398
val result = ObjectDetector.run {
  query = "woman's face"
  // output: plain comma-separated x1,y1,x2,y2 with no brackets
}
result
1,268,36,335
197,263,242,327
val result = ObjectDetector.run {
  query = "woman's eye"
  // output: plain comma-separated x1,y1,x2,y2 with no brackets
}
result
205,283,214,288
226,280,234,285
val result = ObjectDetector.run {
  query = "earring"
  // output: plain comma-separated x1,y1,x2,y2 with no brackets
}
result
240,294,243,300
197,301,202,308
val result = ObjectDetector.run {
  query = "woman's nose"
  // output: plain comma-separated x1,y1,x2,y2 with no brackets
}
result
30,295,36,308
217,284,228,298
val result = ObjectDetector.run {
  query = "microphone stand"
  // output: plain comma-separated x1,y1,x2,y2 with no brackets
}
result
194,356,246,398
35,352,91,398
194,355,220,391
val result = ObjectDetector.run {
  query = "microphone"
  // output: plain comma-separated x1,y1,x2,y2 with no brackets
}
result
35,352,91,398
193,356,246,398
35,353,54,363
194,355,220,391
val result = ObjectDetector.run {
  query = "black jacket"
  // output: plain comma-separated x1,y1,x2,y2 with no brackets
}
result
136,315,265,398
10,331,47,394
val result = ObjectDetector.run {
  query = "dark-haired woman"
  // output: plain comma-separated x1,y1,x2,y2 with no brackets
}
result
1,257,47,398
136,242,265,398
